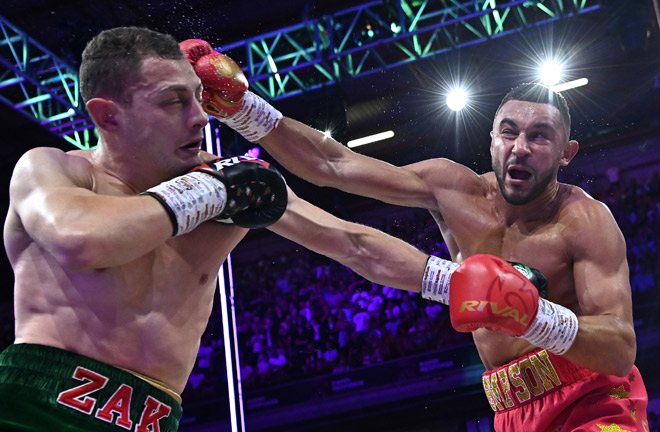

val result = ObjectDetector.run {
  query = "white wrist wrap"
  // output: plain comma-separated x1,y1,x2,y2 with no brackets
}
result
145,171,227,237
522,298,579,355
219,91,283,142
421,256,459,305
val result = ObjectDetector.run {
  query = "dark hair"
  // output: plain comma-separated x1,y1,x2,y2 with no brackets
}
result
496,82,571,138
80,27,184,105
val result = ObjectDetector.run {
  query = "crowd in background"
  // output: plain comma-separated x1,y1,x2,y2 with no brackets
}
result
182,206,474,400
0,164,657,404
591,167,660,304
180,165,660,401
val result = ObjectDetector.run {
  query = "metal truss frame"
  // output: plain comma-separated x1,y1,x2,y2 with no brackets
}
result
0,15,96,150
220,0,601,101
0,0,601,149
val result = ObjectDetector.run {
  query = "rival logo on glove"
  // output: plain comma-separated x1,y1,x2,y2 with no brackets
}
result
206,155,270,170
459,300,531,326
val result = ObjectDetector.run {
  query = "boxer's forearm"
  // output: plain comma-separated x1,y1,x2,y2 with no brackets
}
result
269,191,426,293
260,117,357,188
262,118,436,209
561,314,636,377
9,147,175,270
334,224,427,293
25,193,173,270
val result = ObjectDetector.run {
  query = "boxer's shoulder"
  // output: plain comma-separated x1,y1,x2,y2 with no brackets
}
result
557,183,618,227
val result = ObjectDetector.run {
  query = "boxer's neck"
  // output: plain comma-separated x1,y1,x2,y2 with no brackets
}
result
497,181,564,226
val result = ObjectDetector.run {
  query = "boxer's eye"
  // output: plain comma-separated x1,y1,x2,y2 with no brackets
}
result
501,129,517,138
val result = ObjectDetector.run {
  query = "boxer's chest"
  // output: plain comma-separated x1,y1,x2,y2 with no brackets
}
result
439,207,574,300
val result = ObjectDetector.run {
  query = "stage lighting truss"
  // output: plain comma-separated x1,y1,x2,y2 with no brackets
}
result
0,15,96,150
0,0,601,150
220,0,602,102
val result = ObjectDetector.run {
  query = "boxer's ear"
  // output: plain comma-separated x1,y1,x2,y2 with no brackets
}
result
559,140,579,167
86,98,119,132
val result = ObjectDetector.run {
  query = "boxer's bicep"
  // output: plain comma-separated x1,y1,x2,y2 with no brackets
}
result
9,147,172,269
10,148,92,236
571,200,632,321
567,207,637,374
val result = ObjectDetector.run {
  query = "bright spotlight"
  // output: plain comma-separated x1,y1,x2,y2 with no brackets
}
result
446,88,467,111
323,130,333,139
539,60,562,86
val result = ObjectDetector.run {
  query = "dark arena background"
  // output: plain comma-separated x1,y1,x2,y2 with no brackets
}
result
1,0,659,431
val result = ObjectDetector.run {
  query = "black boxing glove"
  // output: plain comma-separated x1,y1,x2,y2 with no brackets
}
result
190,156,287,228
508,262,548,299
142,156,287,236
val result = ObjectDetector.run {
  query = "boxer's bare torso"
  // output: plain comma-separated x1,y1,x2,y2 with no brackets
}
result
258,100,634,375
429,171,584,369
5,148,248,395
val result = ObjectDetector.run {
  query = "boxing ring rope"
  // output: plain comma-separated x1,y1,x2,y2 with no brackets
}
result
205,123,246,432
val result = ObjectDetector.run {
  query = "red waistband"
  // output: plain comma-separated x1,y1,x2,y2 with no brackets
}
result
482,349,594,413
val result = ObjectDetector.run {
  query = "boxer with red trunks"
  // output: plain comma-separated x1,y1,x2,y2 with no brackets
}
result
484,349,648,431
193,37,651,430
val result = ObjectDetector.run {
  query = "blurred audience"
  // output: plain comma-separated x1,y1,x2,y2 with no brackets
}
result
0,166,657,403
179,165,660,401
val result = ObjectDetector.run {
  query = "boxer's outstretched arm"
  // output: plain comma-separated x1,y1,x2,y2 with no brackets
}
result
268,187,427,292
180,38,478,210
260,117,449,210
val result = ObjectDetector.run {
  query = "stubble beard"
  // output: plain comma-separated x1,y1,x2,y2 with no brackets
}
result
493,161,555,206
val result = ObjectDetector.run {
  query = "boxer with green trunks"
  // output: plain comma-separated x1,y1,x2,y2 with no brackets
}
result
0,344,182,431
2,26,459,431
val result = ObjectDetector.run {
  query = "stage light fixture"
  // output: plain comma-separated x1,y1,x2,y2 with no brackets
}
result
446,88,467,111
539,60,562,86
347,130,395,148
550,78,589,92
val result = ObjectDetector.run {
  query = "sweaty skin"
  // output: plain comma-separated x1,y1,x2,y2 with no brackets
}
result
253,99,636,377
5,147,244,395
4,56,429,396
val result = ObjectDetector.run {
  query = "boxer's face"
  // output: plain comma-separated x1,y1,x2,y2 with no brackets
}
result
117,56,208,176
490,100,569,205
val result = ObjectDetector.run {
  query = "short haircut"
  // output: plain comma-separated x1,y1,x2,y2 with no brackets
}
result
495,82,571,138
80,27,184,105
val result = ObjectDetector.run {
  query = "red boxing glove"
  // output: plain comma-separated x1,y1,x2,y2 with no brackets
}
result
179,38,214,66
449,254,540,336
194,52,247,103
449,254,579,355
201,85,244,117
180,39,248,117
180,38,283,141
